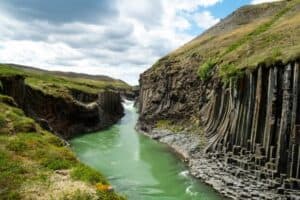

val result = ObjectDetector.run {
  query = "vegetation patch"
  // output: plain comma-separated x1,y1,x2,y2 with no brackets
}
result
197,59,217,81
0,64,131,98
71,164,107,185
156,119,184,133
0,151,26,199
219,64,244,84
0,97,126,199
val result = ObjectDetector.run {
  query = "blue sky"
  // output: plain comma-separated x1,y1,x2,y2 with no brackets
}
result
0,0,279,84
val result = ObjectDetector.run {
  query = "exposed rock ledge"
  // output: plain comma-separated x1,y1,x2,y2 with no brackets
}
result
137,125,300,200
0,75,124,139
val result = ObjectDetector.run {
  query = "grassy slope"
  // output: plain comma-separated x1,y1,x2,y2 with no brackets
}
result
0,65,128,199
0,94,125,200
151,0,300,82
0,64,131,98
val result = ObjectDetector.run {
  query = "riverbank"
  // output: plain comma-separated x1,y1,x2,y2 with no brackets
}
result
136,125,300,200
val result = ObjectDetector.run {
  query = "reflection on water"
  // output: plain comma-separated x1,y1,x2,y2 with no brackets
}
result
70,100,223,200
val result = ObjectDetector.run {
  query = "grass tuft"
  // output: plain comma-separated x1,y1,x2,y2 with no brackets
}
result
71,164,107,184
197,59,217,81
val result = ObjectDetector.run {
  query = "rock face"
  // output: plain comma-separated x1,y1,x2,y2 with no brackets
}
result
139,61,300,198
139,65,202,130
201,62,300,197
138,1,300,198
0,75,124,139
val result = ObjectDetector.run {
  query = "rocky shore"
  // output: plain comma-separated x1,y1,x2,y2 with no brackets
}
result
137,125,300,200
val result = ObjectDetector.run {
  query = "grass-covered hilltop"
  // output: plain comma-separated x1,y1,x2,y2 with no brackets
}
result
138,0,300,199
0,64,131,98
0,64,133,139
151,0,300,83
0,64,129,199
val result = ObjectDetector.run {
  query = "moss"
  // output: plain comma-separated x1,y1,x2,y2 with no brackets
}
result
71,164,107,184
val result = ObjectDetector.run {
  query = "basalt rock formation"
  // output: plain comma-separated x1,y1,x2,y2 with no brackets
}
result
202,62,300,192
138,0,300,198
0,75,124,139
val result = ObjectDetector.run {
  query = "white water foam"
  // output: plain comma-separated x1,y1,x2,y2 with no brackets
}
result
179,170,189,178
185,185,198,196
123,99,134,110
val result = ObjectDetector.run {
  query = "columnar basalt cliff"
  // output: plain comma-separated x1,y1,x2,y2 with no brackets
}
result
138,0,300,198
202,62,300,189
0,75,124,139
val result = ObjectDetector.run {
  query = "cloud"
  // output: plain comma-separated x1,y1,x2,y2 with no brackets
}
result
0,0,222,85
251,0,282,5
0,0,119,24
193,11,220,29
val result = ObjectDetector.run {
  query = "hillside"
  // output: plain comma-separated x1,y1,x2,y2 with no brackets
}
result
0,94,125,199
149,0,299,82
0,64,131,98
138,0,300,199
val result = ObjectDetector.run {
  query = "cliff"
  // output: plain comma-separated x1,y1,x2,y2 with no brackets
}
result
0,64,131,139
0,64,130,199
138,0,300,198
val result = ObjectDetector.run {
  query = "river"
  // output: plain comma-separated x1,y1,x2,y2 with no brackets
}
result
70,100,223,200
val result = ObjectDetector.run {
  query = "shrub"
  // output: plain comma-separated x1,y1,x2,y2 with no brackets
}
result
197,59,217,81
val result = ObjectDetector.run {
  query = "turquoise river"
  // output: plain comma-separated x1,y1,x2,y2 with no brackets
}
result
70,100,224,200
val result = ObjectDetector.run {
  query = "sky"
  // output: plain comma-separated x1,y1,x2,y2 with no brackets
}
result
0,0,280,85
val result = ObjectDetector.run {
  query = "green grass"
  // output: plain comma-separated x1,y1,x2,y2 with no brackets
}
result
219,64,244,84
0,64,131,98
0,151,25,200
150,0,300,83
0,95,126,199
71,164,108,184
197,59,217,81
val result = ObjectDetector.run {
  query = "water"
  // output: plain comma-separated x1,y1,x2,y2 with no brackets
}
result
70,100,223,200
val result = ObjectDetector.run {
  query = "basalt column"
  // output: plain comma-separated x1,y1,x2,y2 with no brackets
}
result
202,61,300,190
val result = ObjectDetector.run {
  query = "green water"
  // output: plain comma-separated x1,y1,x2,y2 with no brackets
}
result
70,101,223,200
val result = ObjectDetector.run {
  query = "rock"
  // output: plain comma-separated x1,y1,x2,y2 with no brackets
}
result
0,75,124,139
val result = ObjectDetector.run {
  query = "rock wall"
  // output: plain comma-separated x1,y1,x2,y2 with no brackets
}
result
138,60,300,196
138,63,202,130
0,75,124,139
201,62,300,191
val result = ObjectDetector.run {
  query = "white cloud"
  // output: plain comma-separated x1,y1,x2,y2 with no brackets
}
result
251,0,282,5
193,11,220,29
0,0,222,85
